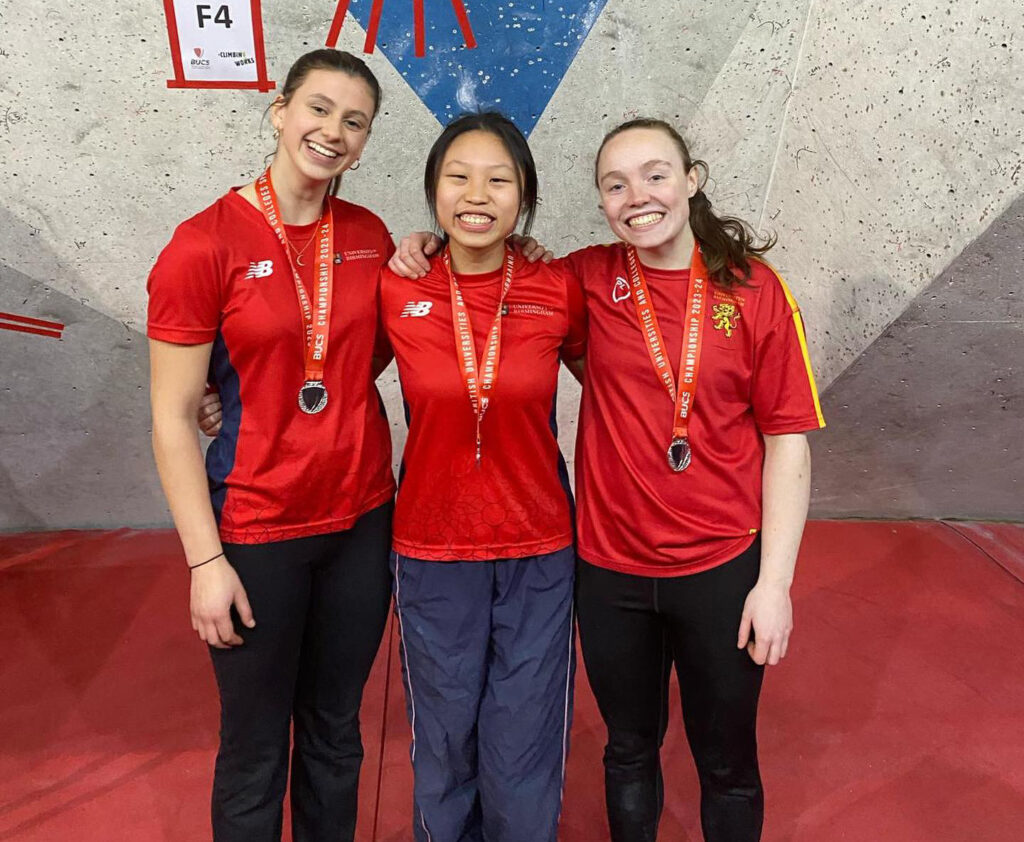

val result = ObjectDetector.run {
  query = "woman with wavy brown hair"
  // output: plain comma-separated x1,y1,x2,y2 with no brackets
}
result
565,118,823,842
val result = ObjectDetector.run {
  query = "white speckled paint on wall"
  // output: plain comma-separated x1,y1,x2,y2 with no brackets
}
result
0,0,1021,528
753,0,1024,385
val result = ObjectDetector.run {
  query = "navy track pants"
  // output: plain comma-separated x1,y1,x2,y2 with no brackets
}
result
391,546,576,842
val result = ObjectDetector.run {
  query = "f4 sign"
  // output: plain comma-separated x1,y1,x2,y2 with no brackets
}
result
163,0,274,90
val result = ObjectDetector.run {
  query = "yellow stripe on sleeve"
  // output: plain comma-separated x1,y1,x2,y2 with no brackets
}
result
768,267,826,429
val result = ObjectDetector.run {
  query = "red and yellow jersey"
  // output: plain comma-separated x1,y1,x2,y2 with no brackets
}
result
147,189,396,544
565,243,825,576
380,255,586,561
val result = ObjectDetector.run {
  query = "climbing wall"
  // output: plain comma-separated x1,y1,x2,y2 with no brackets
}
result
0,0,1021,528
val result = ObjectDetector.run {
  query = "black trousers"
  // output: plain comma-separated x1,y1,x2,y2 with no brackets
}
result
576,540,765,842
209,502,393,842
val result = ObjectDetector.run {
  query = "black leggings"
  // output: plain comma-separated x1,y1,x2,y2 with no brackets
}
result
209,502,393,842
576,540,765,842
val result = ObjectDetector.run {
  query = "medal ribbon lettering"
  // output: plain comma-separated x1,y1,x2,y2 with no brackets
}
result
256,169,335,414
443,246,515,465
625,243,707,471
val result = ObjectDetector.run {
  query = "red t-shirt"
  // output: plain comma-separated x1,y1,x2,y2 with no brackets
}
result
380,255,586,561
565,243,825,576
147,189,396,544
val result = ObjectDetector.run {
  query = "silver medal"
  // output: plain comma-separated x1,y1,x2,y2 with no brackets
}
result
667,437,691,472
298,380,328,414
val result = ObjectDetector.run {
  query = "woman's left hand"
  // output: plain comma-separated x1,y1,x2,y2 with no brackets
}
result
737,581,793,666
198,391,223,436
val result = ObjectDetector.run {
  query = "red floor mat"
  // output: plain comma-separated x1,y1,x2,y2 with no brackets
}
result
1,521,1022,841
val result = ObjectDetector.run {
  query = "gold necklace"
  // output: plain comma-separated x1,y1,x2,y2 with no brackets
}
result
287,228,319,266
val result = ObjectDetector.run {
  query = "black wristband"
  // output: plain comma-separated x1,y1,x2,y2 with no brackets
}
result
189,551,225,570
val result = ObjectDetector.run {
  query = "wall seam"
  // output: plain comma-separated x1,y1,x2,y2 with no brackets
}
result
940,521,1024,587
757,0,817,234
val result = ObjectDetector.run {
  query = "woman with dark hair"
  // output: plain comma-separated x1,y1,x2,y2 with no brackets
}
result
148,49,397,842
379,112,585,842
392,117,824,842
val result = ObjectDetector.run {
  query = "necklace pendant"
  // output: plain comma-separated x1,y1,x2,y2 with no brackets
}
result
295,253,305,267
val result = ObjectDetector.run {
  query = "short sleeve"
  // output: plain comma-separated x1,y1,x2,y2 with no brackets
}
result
750,273,826,434
147,225,222,345
381,229,397,263
560,263,587,360
558,250,585,289
373,271,394,364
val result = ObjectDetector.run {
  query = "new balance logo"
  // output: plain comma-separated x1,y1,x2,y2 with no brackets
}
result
245,260,274,279
400,301,434,318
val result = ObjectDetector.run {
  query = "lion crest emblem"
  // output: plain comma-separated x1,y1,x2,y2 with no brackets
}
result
712,302,740,338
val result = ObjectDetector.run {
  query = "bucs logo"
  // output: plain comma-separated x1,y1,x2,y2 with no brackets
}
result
712,303,740,338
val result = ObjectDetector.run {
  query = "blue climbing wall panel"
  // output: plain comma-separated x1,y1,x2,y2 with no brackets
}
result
339,1,609,136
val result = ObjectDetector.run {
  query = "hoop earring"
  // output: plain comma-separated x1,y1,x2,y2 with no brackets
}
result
349,160,360,171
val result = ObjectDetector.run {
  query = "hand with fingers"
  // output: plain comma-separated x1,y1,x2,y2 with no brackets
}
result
389,231,441,278
198,391,223,437
737,580,793,666
189,555,255,649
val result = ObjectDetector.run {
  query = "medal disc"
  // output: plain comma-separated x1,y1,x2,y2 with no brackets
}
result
298,381,328,414
667,437,691,472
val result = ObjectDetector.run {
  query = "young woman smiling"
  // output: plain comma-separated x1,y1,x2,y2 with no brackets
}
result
392,118,824,842
148,50,396,842
379,113,586,842
568,119,823,842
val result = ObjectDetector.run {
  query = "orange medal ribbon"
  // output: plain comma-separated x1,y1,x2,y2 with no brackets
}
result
443,245,515,465
625,242,708,471
255,169,335,415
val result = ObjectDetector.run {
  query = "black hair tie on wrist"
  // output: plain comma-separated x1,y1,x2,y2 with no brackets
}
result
189,551,225,570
